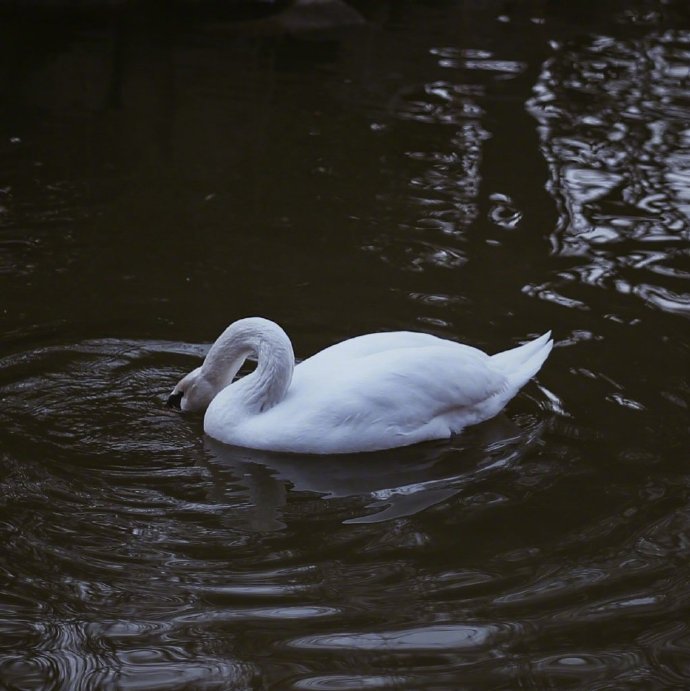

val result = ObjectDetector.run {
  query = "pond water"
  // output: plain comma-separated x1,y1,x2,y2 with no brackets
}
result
1,1,689,688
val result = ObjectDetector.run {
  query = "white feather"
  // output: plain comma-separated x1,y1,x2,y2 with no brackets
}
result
169,317,553,454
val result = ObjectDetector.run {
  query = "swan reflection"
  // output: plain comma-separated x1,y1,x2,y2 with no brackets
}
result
200,412,546,530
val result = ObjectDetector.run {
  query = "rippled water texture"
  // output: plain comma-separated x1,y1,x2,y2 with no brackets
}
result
527,27,690,317
1,2,690,689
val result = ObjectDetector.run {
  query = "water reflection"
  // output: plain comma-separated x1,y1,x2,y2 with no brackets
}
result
2,2,690,688
364,43,530,272
287,622,506,651
0,336,558,688
527,29,690,318
202,409,545,529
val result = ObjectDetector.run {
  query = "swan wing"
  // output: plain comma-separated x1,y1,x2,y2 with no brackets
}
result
229,344,508,453
296,331,484,382
321,345,506,423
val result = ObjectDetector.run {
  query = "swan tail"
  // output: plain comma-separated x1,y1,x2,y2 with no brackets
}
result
491,331,553,389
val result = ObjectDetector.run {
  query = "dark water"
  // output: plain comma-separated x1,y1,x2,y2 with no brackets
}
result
1,1,690,688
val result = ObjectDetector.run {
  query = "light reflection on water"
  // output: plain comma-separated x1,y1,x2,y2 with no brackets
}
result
527,29,690,318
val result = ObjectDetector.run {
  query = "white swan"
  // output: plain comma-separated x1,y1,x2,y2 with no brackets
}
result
167,317,553,454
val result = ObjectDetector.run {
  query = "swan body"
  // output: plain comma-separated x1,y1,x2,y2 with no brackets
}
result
168,317,552,454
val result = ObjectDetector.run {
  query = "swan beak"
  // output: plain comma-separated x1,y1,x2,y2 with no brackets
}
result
167,391,183,410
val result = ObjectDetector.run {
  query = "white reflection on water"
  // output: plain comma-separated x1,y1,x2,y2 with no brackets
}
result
202,408,546,530
527,30,690,318
287,622,502,651
364,46,526,272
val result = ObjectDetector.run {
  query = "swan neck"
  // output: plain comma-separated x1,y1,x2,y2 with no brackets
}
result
203,318,294,412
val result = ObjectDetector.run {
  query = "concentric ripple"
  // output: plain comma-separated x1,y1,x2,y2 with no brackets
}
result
0,336,559,688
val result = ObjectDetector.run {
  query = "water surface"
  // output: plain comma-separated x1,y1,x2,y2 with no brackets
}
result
1,1,689,688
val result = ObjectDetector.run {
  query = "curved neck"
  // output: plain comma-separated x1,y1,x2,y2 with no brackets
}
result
201,317,294,413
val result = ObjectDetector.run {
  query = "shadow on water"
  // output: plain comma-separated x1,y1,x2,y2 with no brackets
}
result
202,409,547,529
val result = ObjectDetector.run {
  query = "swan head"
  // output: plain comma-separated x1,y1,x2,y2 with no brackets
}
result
167,367,215,413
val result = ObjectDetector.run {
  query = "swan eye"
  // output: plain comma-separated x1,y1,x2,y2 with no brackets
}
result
167,390,184,409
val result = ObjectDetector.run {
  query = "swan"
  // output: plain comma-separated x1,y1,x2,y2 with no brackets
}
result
167,317,553,454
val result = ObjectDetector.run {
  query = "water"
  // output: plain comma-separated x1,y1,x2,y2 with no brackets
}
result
1,1,689,688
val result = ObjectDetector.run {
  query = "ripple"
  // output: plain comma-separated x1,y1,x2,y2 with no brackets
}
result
494,567,611,607
607,392,646,411
488,193,523,230
0,331,557,687
287,623,504,652
175,605,339,624
0,338,203,461
634,283,690,316
526,29,690,319
366,69,490,272
392,80,485,126
0,620,115,691
430,47,526,76
363,238,467,272
638,621,690,686
107,655,255,690
528,650,643,686
293,674,407,690
636,509,690,559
